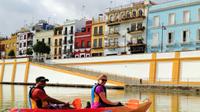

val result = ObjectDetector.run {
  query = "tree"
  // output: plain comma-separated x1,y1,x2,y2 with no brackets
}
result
33,41,51,61
8,49,15,58
26,48,33,55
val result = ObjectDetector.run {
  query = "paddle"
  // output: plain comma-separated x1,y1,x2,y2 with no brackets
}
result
71,98,82,109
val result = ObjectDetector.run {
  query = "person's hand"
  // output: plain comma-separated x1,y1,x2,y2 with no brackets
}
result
116,102,123,106
64,102,70,107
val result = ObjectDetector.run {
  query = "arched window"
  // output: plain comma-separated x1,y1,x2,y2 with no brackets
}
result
139,9,143,17
127,12,130,18
110,15,114,21
121,12,125,20
132,11,136,17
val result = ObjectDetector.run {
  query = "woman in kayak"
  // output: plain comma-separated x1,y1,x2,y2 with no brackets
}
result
91,74,123,108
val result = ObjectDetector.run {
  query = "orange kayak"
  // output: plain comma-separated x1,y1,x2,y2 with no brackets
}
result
10,99,151,112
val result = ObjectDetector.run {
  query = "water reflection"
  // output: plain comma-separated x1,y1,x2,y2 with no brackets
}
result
0,84,200,112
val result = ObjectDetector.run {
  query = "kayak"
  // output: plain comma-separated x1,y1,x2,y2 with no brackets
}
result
10,99,151,112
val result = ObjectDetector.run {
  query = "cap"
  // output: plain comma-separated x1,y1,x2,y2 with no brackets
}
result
36,76,49,83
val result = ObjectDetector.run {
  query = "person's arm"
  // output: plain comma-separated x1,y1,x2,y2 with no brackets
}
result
99,92,119,105
44,96,67,104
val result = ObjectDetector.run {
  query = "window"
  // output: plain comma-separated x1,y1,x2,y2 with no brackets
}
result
138,9,143,17
23,42,26,47
20,43,22,48
132,11,136,17
93,39,97,48
182,30,189,42
154,16,160,27
168,32,173,44
169,13,175,25
183,11,190,23
87,41,91,47
64,37,67,44
55,39,57,46
54,48,57,55
131,23,136,31
70,26,73,34
152,33,159,46
88,28,90,32
137,23,143,30
198,29,200,41
48,38,51,45
99,38,102,47
81,40,85,48
59,48,61,55
99,26,103,35
65,27,68,35
70,45,73,52
24,35,26,39
59,39,62,46
42,38,45,43
37,39,39,42
127,12,130,18
94,27,98,35
199,9,200,21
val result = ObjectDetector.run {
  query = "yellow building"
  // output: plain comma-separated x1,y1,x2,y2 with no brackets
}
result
0,34,17,58
91,16,106,56
51,26,63,59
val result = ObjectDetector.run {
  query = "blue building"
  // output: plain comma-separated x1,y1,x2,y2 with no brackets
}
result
147,0,200,53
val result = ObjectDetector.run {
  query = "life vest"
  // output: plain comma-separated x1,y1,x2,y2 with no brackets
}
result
91,84,107,107
29,86,49,109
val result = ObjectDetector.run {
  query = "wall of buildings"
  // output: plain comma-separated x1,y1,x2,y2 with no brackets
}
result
147,0,200,53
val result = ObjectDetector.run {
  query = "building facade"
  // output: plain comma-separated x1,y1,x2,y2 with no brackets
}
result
74,20,92,58
147,0,200,53
0,34,17,58
51,26,63,59
16,28,34,57
105,1,149,56
62,19,86,58
91,15,106,57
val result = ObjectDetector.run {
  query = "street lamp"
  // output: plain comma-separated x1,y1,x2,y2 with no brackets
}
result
161,23,167,52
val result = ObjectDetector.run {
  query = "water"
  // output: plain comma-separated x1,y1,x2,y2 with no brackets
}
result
0,84,200,112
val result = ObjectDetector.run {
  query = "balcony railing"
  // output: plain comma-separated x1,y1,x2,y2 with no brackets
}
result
127,27,145,34
68,40,73,44
93,33,103,36
106,15,146,25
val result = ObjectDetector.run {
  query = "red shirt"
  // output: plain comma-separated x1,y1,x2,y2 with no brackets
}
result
31,88,48,101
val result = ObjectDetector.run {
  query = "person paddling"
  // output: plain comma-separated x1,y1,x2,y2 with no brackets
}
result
91,74,123,108
29,76,72,109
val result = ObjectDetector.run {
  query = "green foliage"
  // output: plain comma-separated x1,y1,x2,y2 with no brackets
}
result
8,50,15,57
26,48,33,55
33,41,51,55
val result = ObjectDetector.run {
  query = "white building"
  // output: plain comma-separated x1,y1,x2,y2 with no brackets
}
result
104,1,149,56
62,19,86,58
16,28,34,57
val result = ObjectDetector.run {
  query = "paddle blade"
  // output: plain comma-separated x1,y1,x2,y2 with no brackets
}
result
72,98,82,109
126,99,139,107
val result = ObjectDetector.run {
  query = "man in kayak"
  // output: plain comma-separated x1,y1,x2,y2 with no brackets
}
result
91,74,123,108
29,76,72,109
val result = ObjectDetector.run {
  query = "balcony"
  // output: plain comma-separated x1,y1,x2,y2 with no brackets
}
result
127,27,145,35
105,31,120,38
106,16,146,26
68,40,73,44
93,33,103,36
129,44,146,54
105,42,119,49
92,46,103,49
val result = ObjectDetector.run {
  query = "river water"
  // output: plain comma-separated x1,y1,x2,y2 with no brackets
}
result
0,84,200,112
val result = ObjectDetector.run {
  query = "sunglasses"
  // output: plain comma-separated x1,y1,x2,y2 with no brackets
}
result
101,79,107,82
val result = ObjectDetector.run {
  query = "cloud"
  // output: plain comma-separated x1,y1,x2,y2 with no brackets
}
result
0,0,147,36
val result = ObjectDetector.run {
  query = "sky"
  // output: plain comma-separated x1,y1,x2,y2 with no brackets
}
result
0,0,171,37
